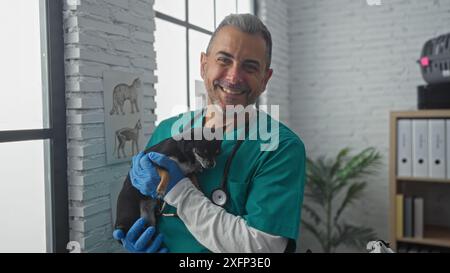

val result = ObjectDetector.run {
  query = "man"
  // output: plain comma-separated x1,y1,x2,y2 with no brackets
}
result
113,14,306,253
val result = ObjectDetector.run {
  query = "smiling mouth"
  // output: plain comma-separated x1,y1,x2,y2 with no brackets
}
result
218,86,247,96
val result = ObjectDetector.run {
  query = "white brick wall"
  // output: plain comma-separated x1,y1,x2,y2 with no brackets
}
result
63,0,157,252
287,0,450,252
257,0,291,126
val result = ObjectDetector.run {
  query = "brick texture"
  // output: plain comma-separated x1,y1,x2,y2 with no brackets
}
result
258,0,291,126
63,0,157,252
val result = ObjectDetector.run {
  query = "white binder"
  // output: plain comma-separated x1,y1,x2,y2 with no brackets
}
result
429,119,446,178
412,120,429,177
397,119,412,177
447,120,450,179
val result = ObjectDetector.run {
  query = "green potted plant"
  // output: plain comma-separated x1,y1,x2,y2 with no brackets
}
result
302,147,381,253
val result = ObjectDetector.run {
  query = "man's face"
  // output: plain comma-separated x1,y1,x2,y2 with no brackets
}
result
201,26,273,110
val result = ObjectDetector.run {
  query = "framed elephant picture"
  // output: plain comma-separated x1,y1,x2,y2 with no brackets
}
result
103,70,145,165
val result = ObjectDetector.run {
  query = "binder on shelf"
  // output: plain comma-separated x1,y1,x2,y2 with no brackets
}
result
397,119,412,177
413,197,424,238
447,120,450,179
429,120,446,179
412,120,429,177
404,196,414,237
396,194,404,238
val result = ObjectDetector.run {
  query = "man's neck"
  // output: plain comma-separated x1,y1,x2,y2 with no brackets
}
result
203,104,256,132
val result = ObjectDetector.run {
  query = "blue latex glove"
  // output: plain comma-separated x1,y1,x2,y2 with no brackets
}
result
130,151,185,199
112,217,168,253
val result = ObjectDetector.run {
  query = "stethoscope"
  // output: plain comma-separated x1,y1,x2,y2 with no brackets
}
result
185,109,249,207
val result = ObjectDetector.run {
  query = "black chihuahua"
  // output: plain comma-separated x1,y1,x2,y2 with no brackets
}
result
114,127,222,234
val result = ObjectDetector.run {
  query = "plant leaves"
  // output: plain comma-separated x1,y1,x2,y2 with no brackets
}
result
306,158,329,205
336,147,382,183
333,181,367,223
302,219,327,252
304,147,382,252
302,203,322,225
330,148,350,177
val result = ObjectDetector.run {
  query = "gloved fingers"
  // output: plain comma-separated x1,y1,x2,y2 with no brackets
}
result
158,247,169,253
146,233,164,253
112,229,125,241
147,152,177,170
146,160,161,179
130,152,146,180
130,152,161,197
139,152,163,170
139,152,155,170
132,151,145,170
134,226,156,251
126,217,148,244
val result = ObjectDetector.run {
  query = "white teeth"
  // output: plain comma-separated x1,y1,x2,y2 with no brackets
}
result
221,87,245,95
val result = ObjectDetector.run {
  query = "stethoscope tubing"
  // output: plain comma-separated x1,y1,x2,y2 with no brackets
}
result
183,109,248,207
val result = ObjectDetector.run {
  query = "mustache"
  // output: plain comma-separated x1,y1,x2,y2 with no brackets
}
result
213,79,250,93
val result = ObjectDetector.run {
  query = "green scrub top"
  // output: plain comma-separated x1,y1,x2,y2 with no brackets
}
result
145,109,306,253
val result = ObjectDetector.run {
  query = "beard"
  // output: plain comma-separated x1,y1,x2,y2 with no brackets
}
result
204,101,257,132
206,79,259,110
203,79,258,131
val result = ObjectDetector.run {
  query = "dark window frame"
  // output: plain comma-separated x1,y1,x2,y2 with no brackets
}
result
0,0,68,253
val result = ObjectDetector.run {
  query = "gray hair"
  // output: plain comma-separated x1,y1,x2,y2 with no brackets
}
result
206,13,272,69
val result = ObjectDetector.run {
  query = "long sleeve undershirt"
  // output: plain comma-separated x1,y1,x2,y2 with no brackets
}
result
163,178,288,253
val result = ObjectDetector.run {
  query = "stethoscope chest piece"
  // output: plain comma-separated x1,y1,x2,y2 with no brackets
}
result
212,188,227,206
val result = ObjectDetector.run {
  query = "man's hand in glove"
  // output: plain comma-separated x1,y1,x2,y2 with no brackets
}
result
129,151,185,199
113,217,168,253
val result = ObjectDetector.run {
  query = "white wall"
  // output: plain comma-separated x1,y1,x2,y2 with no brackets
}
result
258,0,291,126
63,0,157,252
287,0,450,252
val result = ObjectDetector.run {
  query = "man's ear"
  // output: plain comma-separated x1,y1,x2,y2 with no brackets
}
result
201,52,208,79
261,68,273,91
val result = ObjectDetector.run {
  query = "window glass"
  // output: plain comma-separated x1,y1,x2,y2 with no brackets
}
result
237,0,254,14
188,0,215,31
154,19,188,124
0,0,45,130
189,30,211,110
154,0,185,21
0,140,47,252
215,0,236,27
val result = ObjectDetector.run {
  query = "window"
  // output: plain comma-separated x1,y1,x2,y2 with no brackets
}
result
154,0,254,124
0,0,68,252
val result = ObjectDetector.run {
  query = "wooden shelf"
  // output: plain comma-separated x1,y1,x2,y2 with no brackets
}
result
397,177,450,184
389,110,450,251
391,110,450,119
397,226,450,248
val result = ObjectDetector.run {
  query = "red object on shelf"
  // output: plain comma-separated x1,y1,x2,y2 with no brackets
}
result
420,56,430,67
